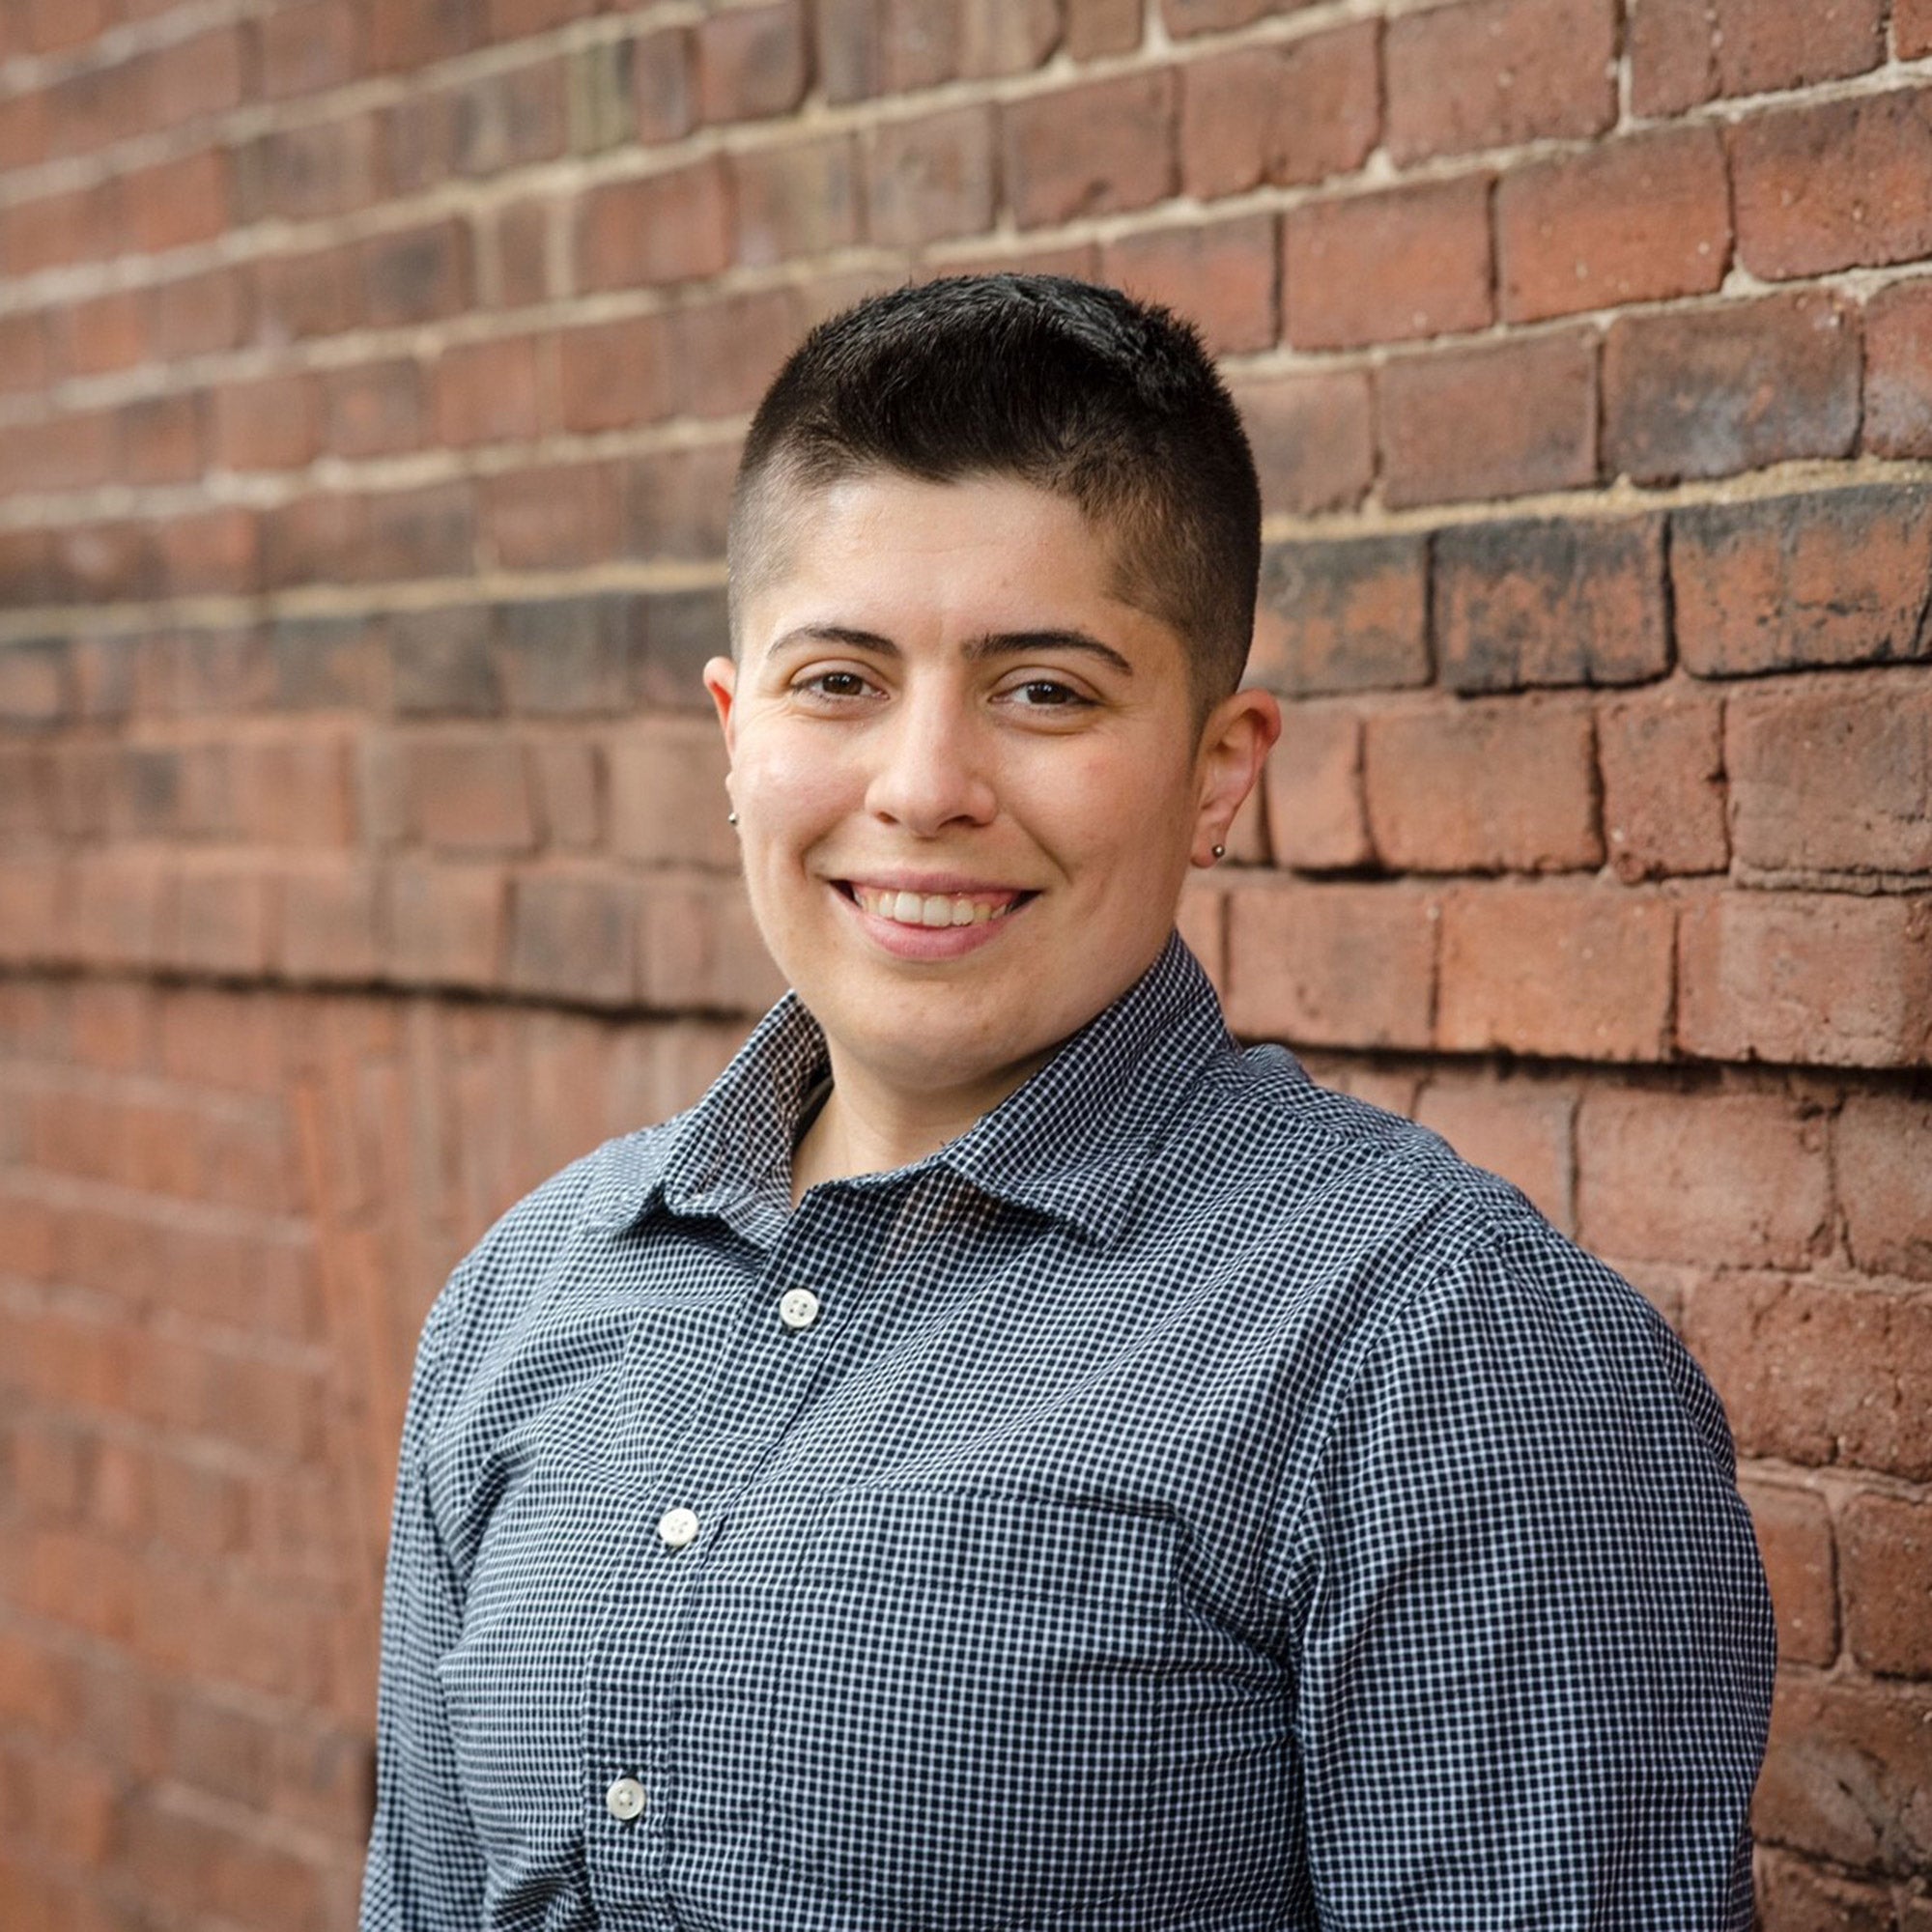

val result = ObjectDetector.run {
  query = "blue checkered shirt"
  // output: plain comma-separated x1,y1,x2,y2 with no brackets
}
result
361,932,1774,1932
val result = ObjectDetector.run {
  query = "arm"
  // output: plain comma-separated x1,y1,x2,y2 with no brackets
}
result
359,1279,490,1932
1291,1226,1774,1931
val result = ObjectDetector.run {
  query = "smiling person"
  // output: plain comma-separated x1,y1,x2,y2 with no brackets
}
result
361,276,1775,1932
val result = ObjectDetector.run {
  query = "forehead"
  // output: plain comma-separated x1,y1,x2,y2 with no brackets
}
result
735,470,1170,652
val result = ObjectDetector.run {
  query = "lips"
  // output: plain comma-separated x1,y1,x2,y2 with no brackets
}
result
833,880,1034,930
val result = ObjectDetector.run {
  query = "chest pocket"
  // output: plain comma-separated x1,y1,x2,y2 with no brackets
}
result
767,1487,1175,1930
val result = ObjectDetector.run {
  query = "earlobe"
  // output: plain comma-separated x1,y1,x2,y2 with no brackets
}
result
1191,687,1281,868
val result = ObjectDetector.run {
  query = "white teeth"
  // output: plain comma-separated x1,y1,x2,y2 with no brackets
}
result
850,886,1019,926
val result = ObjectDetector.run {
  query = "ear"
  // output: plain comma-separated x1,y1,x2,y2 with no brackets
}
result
703,655,738,757
1190,686,1281,868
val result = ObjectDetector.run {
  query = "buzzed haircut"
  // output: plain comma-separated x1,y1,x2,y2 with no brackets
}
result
727,273,1263,709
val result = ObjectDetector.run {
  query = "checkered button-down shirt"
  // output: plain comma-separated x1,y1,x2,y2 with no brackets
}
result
361,932,1774,1932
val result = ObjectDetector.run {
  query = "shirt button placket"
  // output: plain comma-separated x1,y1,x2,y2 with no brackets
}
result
605,1776,646,1822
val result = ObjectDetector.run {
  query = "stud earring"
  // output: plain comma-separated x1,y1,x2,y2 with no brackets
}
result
727,810,739,827
1210,843,1226,861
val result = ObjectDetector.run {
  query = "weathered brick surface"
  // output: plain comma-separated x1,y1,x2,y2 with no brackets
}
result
0,5,1926,1920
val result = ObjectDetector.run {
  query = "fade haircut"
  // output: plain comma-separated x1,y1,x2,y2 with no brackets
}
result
726,273,1263,712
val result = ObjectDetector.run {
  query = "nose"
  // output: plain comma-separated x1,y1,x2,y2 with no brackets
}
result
863,681,997,837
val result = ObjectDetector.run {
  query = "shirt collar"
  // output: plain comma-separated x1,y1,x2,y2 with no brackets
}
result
584,929,1234,1247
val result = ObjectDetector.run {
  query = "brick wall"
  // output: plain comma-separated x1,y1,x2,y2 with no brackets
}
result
0,0,1927,1924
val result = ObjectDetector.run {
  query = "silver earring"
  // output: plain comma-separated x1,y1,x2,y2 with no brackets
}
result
727,810,739,826
1210,842,1226,861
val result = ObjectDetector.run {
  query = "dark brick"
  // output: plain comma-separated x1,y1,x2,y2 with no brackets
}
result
696,1,809,123
360,220,471,327
1671,486,1932,677
626,444,737,563
1605,293,1861,485
731,135,861,268
634,588,728,711
509,870,638,1005
270,616,385,712
1863,277,1932,459
360,481,476,584
1435,517,1667,693
632,28,695,144
494,598,633,715
388,608,500,718
236,117,383,223
1252,536,1431,696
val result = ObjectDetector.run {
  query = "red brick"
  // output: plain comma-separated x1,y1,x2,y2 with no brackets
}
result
625,442,736,562
633,26,696,144
213,373,322,473
668,285,805,418
730,132,862,269
361,219,472,327
1285,176,1492,350
3,183,113,276
259,0,362,99
1577,1090,1831,1267
1679,892,1932,1069
1434,515,1665,693
1733,90,1932,281
256,245,362,343
1102,213,1277,356
640,874,785,1012
125,150,231,254
1386,0,1615,162
1753,1847,1896,1932
64,291,147,377
434,334,549,447
1740,1479,1838,1667
0,84,47,170
389,64,566,190
1837,1092,1932,1280
368,0,483,70
608,721,735,868
696,1,808,122
1369,696,1603,873
1224,880,1436,1049
1003,71,1177,230
0,311,49,394
384,861,505,987
1754,1662,1932,1870
261,493,366,591
1497,125,1730,323
158,507,260,598
0,411,116,495
324,359,425,459
495,596,633,715
358,480,475,582
1252,535,1430,696
1438,883,1674,1060
399,736,535,855
1725,680,1932,880
1413,1069,1577,1229
533,741,600,849
1264,704,1371,871
1065,0,1142,56
143,32,241,138
1162,0,1321,32
483,461,622,570
1598,688,1729,883
1838,1492,1932,1677
579,156,732,290
1633,0,1882,112
867,106,997,248
1605,293,1860,485
510,869,639,1005
166,859,276,977
952,0,1060,79
1232,372,1374,519
556,313,673,434
1179,22,1378,200
1670,486,1932,678
1379,328,1598,509
1863,277,1932,459
488,0,595,32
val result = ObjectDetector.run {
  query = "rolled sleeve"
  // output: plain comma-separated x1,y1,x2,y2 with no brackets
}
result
1292,1225,1776,1930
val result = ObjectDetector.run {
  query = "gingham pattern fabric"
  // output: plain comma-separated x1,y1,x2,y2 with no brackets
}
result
360,932,1775,1932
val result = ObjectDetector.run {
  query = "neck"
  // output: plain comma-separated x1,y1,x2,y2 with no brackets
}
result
788,1047,1050,1205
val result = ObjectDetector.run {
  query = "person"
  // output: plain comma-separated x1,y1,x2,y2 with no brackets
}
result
360,274,1775,1932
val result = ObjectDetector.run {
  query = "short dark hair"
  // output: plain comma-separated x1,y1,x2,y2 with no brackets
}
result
727,273,1262,708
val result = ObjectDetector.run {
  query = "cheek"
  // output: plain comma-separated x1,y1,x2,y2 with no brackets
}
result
733,732,860,852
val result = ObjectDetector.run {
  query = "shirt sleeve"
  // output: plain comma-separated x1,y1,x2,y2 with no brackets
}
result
359,1274,490,1932
1289,1222,1776,1931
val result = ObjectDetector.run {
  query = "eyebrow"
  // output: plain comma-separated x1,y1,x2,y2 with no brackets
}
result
765,625,1135,676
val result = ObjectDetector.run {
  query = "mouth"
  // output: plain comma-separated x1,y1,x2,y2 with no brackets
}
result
833,881,1036,929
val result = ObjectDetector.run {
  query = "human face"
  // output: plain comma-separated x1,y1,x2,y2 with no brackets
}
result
705,472,1276,1115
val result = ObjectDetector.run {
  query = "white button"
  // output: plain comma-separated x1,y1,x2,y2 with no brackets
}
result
657,1506,699,1549
605,1776,646,1821
779,1288,821,1332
